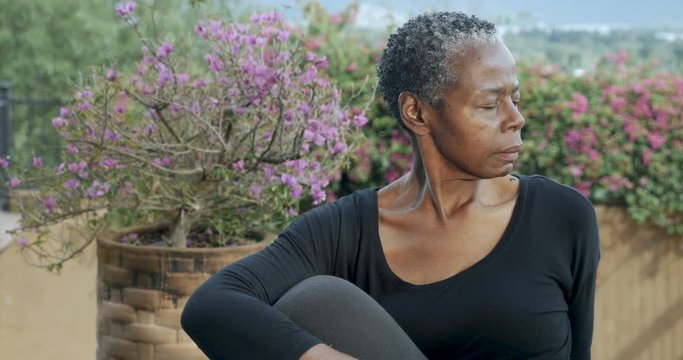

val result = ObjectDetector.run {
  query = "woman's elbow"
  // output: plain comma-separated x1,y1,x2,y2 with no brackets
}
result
180,287,207,338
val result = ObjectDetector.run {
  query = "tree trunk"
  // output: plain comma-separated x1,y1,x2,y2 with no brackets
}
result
168,208,192,248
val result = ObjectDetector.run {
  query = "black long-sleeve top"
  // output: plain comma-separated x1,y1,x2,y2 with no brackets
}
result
181,175,601,359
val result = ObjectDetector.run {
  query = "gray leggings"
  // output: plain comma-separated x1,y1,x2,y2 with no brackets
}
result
274,275,428,360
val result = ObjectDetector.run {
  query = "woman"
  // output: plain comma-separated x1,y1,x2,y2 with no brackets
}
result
181,11,600,360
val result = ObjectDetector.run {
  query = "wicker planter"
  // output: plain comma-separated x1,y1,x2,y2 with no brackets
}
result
96,225,271,360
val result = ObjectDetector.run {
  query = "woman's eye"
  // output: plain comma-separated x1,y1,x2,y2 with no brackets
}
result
481,104,497,110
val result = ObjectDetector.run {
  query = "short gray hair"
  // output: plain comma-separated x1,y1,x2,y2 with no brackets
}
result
377,12,499,132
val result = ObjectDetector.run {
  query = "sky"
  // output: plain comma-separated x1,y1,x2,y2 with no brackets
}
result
254,0,683,29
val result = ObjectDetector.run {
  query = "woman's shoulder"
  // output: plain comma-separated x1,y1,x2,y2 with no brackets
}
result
522,174,594,208
519,174,599,255
518,174,597,227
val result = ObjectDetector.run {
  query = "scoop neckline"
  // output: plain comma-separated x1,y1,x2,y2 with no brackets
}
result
370,174,529,290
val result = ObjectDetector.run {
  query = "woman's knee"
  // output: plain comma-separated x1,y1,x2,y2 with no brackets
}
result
274,275,364,314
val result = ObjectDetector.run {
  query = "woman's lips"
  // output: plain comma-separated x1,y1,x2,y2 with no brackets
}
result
496,151,519,161
495,144,522,162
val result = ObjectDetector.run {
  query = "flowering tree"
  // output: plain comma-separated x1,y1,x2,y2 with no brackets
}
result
0,2,366,270
298,0,411,194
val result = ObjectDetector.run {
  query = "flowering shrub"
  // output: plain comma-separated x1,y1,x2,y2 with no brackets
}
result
299,0,411,194
518,55,683,234
0,2,365,270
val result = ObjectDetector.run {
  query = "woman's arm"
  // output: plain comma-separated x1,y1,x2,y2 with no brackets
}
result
181,199,359,359
567,201,601,360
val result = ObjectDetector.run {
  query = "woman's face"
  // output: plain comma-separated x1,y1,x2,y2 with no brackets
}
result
426,41,525,179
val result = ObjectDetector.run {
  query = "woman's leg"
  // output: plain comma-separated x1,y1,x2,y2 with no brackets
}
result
274,275,427,360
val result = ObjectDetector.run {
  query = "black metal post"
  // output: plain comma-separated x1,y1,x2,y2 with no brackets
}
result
0,82,11,210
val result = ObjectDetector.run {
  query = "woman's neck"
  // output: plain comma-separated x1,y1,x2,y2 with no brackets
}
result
385,143,482,225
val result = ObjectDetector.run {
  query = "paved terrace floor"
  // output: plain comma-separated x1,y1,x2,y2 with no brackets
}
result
0,210,96,359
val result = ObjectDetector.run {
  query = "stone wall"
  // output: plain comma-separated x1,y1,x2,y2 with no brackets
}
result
593,205,683,360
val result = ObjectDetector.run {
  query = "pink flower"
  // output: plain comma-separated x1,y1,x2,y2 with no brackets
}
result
9,177,21,187
158,71,172,88
115,1,137,17
281,173,302,199
634,98,652,117
588,149,600,161
609,97,626,113
607,48,628,69
642,148,653,166
601,175,633,192
144,124,156,135
195,21,208,39
0,158,8,169
77,90,92,99
569,165,584,177
86,180,110,198
569,92,589,116
311,185,326,205
300,65,317,85
104,129,120,142
332,141,347,155
284,159,308,173
298,103,311,116
76,102,92,111
100,158,118,169
43,196,57,213
281,173,297,187
204,54,224,72
52,117,67,128
176,73,189,84
385,168,401,183
16,237,28,247
106,68,117,81
564,129,583,151
32,156,43,168
654,110,669,130
156,42,174,59
64,179,80,190
345,62,358,73
352,114,368,127
250,11,281,25
647,132,665,150
249,185,262,199
574,181,592,197
67,144,79,154
278,30,290,42
305,36,322,51
151,157,172,167
312,57,329,70
232,159,245,172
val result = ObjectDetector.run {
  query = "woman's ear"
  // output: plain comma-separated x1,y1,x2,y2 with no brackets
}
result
398,92,430,136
